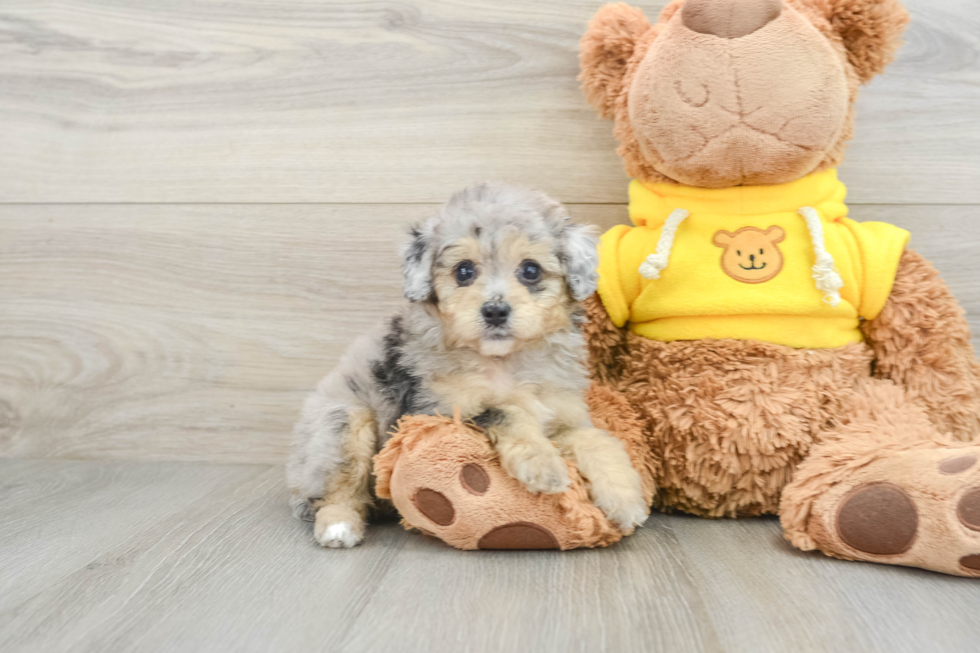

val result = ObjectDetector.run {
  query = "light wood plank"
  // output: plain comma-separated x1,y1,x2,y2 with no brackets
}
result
3,203,979,463
670,515,980,653
0,459,269,612
2,459,980,653
340,522,723,653
0,0,977,204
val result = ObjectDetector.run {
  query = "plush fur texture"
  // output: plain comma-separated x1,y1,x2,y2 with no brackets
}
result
585,293,877,516
862,250,980,441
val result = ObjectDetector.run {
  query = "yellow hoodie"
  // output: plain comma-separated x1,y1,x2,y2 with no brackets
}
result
597,169,910,349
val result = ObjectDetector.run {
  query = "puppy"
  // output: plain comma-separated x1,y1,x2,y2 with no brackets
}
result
287,182,647,548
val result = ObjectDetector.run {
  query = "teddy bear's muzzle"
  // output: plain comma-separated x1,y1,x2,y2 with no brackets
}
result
681,0,783,39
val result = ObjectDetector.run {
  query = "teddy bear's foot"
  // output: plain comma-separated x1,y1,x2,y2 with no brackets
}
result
788,445,980,576
781,380,980,576
374,414,625,550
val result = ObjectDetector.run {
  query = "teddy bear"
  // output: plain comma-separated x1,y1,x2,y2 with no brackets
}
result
375,0,980,577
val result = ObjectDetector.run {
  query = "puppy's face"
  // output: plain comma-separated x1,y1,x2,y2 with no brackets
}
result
432,228,568,356
402,183,599,357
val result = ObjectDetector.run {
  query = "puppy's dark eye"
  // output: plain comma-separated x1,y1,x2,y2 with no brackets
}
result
518,260,541,284
454,260,477,286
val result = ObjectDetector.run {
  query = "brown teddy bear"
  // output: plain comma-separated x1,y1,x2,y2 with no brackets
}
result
377,0,980,577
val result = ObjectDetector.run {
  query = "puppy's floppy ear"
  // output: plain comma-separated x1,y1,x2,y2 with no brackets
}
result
558,221,600,301
579,3,653,119
401,218,437,302
814,0,909,83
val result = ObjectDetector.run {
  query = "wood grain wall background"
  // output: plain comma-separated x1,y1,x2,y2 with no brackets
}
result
2,0,979,464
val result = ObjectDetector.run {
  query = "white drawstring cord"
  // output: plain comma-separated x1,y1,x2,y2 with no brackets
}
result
639,209,690,279
798,206,844,307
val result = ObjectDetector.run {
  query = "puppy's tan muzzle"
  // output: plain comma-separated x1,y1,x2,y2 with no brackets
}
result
681,0,782,39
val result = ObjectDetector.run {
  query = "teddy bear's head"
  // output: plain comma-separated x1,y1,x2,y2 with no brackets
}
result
580,0,909,188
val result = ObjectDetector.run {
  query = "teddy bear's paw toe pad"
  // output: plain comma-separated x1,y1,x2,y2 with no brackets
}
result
836,483,918,556
460,463,490,495
477,522,560,550
413,488,455,526
940,454,977,475
406,464,563,549
957,487,980,531
960,554,980,570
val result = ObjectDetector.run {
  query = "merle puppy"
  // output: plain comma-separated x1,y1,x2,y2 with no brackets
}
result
287,182,648,547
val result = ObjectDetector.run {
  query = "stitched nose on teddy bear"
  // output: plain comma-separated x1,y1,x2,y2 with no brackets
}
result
682,0,782,39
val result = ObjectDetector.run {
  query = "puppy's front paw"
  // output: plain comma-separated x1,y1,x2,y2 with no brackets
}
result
314,506,365,548
507,449,571,495
315,521,363,548
590,477,648,532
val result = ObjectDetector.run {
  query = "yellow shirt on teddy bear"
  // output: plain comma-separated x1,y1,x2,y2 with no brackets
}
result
597,169,910,349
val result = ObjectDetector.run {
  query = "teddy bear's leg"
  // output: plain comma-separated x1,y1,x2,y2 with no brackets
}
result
374,414,626,550
780,378,980,577
373,385,656,551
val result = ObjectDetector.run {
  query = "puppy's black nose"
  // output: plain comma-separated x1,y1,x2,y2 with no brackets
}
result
481,301,511,327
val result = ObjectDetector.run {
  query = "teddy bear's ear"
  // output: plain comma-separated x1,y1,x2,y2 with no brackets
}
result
815,0,910,84
712,231,735,248
579,3,653,119
765,226,786,244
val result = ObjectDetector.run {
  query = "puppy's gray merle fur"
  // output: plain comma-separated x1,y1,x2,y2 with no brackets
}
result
287,182,648,548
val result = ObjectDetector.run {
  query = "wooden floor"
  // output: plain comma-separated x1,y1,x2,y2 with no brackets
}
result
2,458,980,653
3,0,980,650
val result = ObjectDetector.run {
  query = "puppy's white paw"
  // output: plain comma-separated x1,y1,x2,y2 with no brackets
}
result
510,450,571,495
600,496,649,532
314,521,363,548
588,473,649,531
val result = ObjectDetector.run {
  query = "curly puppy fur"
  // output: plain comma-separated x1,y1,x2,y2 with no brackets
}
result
287,182,646,547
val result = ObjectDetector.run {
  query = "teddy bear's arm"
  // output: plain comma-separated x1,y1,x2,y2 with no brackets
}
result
862,249,980,441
